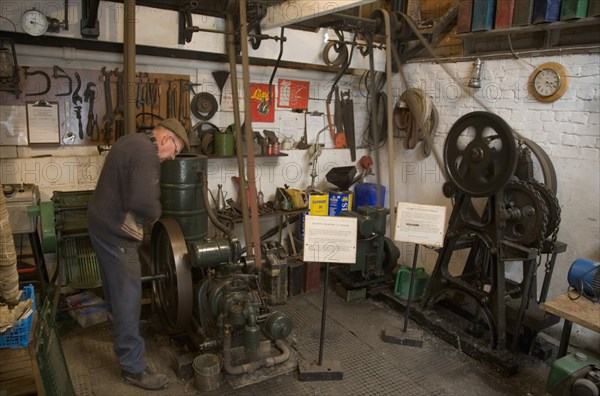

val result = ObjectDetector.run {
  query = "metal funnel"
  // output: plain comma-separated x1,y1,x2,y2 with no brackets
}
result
212,71,230,105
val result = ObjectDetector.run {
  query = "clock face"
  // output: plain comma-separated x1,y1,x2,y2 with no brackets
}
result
528,62,569,103
21,9,48,36
533,69,561,97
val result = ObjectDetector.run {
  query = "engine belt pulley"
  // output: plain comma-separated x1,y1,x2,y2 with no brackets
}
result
444,111,518,197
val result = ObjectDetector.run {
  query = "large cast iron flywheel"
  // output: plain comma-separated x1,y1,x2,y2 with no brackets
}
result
150,217,193,334
444,112,518,197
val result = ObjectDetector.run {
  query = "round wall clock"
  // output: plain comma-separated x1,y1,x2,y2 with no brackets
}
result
528,62,569,103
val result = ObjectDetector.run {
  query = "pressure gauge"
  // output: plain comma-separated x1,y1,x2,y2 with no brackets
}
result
21,8,49,36
528,62,569,103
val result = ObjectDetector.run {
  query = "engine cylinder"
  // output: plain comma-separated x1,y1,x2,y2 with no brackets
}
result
191,237,232,268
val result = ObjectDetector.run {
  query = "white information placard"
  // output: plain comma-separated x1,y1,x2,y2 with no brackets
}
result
303,215,357,264
394,202,447,247
0,105,28,146
26,101,60,145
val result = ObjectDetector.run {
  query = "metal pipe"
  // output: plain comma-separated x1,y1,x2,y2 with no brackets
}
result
239,0,262,268
64,0,69,31
267,27,285,107
189,26,234,35
367,35,382,207
318,263,330,365
264,340,290,367
200,170,238,243
124,0,136,135
225,14,252,257
403,244,419,333
223,325,261,374
383,9,396,232
222,325,290,374
140,274,167,283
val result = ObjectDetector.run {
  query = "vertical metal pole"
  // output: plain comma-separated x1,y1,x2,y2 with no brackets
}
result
403,244,419,333
318,263,331,366
367,36,381,207
383,10,396,231
124,0,136,134
225,15,252,253
239,0,262,267
496,256,507,350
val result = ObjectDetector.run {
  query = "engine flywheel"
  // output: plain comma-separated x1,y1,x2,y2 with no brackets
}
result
150,217,193,334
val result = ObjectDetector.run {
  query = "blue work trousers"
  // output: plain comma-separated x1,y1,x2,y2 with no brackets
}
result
89,233,147,374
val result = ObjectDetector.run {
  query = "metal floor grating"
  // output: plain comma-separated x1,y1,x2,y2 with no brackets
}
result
58,285,552,395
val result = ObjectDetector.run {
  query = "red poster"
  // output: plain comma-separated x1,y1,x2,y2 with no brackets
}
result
277,79,309,109
249,83,275,123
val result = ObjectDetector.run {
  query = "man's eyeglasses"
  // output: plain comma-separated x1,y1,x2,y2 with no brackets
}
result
168,136,181,156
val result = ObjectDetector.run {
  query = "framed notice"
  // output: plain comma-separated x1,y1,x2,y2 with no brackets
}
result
303,215,357,264
0,105,28,146
394,202,447,247
26,101,60,145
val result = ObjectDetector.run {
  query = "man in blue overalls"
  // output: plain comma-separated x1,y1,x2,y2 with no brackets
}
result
88,118,188,390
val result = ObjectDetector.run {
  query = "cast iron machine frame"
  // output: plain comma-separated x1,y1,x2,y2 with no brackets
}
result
420,111,565,358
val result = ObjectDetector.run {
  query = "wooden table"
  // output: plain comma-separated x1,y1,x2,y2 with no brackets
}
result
540,294,600,358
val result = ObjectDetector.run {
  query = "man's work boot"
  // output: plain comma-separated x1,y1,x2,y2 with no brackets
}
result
121,367,169,390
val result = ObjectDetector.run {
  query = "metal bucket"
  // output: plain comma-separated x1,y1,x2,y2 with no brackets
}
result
193,354,223,392
160,154,208,243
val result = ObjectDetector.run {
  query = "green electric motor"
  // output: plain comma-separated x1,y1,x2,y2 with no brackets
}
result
546,350,600,396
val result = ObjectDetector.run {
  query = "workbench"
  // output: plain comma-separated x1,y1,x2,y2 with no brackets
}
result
540,293,600,358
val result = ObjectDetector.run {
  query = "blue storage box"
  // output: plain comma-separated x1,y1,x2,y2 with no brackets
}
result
354,183,386,209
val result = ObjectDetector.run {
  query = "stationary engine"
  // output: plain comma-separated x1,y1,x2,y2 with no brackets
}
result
149,154,293,377
333,206,400,288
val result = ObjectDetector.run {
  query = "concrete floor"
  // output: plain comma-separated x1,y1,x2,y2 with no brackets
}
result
59,284,554,396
